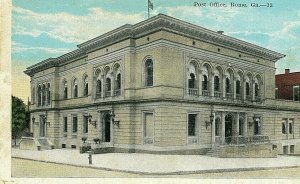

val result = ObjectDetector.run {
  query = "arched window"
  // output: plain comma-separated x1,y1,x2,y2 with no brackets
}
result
202,75,208,91
145,59,153,86
32,87,35,104
214,76,220,91
83,76,88,97
201,65,210,97
42,84,46,106
226,78,231,93
63,81,68,99
37,86,41,106
105,78,111,97
255,83,259,97
246,82,250,96
188,73,196,88
47,83,51,105
115,73,121,96
96,80,102,97
73,79,78,98
236,80,241,95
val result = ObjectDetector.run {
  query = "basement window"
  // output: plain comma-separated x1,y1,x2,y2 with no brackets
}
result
290,145,295,154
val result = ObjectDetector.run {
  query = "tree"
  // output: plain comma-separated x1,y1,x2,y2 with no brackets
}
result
11,96,28,146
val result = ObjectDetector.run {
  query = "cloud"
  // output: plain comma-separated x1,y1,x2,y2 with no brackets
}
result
13,6,144,44
12,41,73,54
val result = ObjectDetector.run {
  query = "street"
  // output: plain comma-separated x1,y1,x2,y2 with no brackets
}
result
12,158,300,178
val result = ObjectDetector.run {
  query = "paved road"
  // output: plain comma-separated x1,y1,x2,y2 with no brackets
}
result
12,158,300,178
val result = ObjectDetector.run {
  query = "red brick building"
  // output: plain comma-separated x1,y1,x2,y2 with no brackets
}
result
275,69,300,102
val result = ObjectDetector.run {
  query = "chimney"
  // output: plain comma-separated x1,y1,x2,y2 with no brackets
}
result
285,69,290,74
217,31,224,34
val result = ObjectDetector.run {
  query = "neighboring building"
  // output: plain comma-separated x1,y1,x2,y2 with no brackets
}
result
23,14,300,156
276,69,300,102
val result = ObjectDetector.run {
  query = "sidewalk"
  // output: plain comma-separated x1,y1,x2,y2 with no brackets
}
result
11,148,300,175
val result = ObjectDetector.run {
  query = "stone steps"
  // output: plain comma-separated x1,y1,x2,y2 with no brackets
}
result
206,146,222,157
37,138,54,150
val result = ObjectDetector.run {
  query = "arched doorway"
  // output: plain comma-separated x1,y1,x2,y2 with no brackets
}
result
40,115,46,137
102,113,111,142
225,114,234,138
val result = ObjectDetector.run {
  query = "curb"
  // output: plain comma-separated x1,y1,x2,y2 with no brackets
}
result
12,156,300,176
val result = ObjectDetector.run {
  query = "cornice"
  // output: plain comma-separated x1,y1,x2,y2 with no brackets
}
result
29,97,300,113
24,14,285,77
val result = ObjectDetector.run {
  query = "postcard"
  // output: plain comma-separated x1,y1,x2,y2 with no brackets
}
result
1,0,300,183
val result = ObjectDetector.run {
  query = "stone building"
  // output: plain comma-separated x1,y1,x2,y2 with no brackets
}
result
23,14,300,156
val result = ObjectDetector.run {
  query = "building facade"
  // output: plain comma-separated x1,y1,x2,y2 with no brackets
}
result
276,69,300,102
24,14,300,156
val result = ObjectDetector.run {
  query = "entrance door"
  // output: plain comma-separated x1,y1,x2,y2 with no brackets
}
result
225,114,233,137
103,113,111,142
40,115,46,137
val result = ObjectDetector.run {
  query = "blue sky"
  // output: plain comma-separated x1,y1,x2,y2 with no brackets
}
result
12,0,300,101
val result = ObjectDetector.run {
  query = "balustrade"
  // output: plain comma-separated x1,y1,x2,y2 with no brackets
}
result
224,135,269,145
188,88,198,96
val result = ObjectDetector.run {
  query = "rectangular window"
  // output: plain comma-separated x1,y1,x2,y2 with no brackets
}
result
144,113,154,138
293,86,299,101
283,145,288,154
188,114,197,136
239,120,243,136
282,122,287,134
64,87,68,99
72,116,78,133
63,117,67,133
254,117,261,135
290,145,295,154
289,121,293,134
83,116,88,134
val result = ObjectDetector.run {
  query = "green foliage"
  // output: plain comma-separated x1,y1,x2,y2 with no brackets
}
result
11,95,27,138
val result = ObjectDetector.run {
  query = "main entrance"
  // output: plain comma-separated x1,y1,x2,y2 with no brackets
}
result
225,114,233,137
40,115,46,137
102,113,111,142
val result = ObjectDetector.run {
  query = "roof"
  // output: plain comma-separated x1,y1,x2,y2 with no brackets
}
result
24,13,285,76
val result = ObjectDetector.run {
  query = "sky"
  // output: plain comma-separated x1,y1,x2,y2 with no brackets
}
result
12,0,300,102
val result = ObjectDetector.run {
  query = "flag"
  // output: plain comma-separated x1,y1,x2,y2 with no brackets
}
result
148,0,153,10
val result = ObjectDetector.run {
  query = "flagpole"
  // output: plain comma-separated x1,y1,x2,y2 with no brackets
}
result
148,0,150,18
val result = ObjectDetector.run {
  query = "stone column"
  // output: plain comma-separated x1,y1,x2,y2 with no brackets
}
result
210,71,215,97
252,80,255,101
233,77,237,100
211,112,216,145
243,77,247,101
222,74,226,98
111,75,115,97
93,76,97,100
221,111,225,144
260,81,264,102
186,67,189,95
101,76,104,98
243,113,248,136
198,69,203,96
236,112,240,136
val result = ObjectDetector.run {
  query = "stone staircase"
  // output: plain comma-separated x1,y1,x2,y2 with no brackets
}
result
206,145,222,157
37,138,54,150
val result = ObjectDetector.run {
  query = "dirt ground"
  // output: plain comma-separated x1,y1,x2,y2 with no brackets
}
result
11,158,300,178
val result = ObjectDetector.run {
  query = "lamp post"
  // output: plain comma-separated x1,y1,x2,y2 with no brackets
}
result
110,111,120,128
206,105,215,146
87,113,97,128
